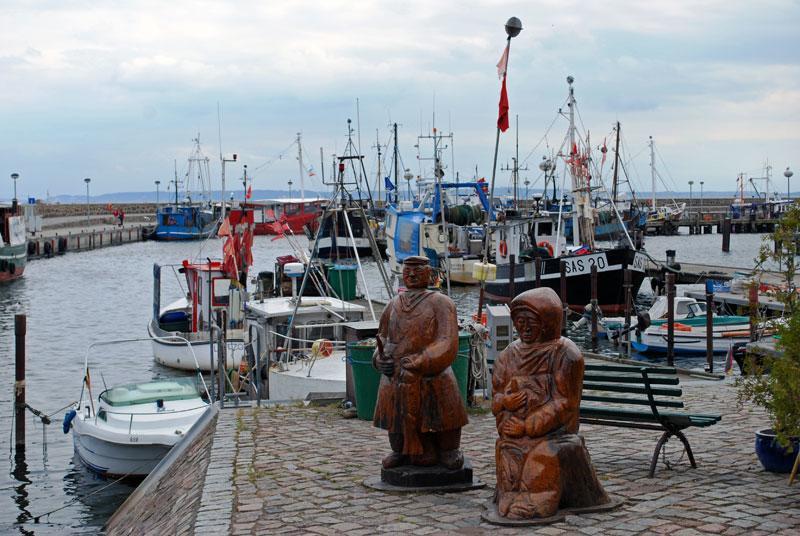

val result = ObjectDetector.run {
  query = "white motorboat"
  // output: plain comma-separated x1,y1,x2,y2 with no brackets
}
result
69,377,210,477
65,338,211,478
632,314,752,356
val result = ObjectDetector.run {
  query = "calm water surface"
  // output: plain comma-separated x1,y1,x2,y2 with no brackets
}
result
0,229,766,533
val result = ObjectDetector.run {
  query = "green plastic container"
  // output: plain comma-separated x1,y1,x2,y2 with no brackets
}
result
452,331,471,405
348,341,382,421
327,264,358,301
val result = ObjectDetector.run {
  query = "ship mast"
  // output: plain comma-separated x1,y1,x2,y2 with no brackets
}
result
612,122,621,204
296,132,305,201
393,123,400,205
649,136,656,210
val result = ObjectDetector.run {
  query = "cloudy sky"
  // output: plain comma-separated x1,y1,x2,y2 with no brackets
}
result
1,0,797,199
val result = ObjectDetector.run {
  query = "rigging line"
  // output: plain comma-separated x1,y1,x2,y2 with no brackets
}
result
520,107,563,166
654,144,680,192
251,139,298,173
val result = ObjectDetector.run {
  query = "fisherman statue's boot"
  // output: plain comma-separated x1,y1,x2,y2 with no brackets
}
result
437,429,464,469
382,433,407,469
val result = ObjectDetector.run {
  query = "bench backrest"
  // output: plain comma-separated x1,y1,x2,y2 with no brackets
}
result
582,363,683,410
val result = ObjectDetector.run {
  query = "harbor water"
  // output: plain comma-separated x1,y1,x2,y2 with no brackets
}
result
0,230,768,533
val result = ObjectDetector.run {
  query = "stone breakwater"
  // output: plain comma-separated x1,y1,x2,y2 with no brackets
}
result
35,202,156,218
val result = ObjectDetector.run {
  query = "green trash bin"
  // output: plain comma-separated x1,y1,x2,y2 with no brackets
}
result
348,341,382,421
451,331,471,405
327,264,358,301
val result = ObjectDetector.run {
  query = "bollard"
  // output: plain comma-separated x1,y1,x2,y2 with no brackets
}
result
534,256,542,288
666,273,675,367
15,314,26,450
624,269,632,358
508,254,516,300
560,260,567,335
722,217,731,252
591,264,598,353
706,281,714,373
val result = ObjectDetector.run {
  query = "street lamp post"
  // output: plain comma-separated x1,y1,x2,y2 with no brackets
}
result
155,180,161,204
10,173,19,206
688,180,694,210
84,177,91,223
785,167,793,201
287,180,293,199
700,180,704,214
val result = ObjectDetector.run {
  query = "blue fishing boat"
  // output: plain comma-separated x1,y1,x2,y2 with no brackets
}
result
151,136,219,241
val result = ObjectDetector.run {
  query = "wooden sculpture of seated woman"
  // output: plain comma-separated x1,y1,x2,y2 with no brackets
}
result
491,287,609,520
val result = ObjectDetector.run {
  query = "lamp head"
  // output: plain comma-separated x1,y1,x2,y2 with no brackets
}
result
84,177,91,184
785,167,794,179
505,17,523,38
11,173,19,180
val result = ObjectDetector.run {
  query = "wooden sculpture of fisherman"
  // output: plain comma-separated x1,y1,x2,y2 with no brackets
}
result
373,256,468,470
492,287,609,520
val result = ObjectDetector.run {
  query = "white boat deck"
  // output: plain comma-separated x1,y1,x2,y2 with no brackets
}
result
246,296,366,319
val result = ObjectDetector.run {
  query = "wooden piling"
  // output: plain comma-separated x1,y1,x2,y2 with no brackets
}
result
666,273,675,367
591,264,598,353
722,217,731,252
560,260,567,335
624,269,632,357
706,282,714,373
534,256,541,288
15,314,26,450
749,283,758,342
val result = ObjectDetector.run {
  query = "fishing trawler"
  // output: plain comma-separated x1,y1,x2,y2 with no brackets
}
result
151,136,218,241
0,198,26,282
484,77,647,313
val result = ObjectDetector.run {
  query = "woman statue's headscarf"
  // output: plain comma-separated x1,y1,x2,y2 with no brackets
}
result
509,287,563,344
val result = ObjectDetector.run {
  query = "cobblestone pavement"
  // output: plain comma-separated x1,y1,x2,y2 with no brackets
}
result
195,376,800,535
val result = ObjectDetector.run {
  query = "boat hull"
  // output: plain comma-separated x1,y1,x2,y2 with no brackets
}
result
268,353,346,401
485,248,647,314
148,320,244,371
0,242,26,282
72,418,174,477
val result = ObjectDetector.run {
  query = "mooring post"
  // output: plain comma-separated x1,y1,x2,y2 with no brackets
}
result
590,264,598,352
534,256,542,288
624,269,632,358
666,273,675,366
508,254,516,299
560,260,567,335
722,217,731,252
15,314,26,450
749,283,758,343
705,280,714,373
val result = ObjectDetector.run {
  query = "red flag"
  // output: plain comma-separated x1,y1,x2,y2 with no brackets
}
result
217,217,231,237
246,185,252,199
242,226,254,267
496,43,509,79
601,138,608,166
497,76,509,132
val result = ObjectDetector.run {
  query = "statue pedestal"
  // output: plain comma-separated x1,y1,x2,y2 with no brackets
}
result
481,496,624,526
364,459,485,493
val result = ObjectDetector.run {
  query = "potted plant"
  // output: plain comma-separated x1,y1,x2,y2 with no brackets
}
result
737,205,800,474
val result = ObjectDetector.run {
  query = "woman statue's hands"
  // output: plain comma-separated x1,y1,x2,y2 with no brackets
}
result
500,416,526,438
503,391,527,411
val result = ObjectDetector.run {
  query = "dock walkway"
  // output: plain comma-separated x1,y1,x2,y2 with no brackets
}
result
106,360,800,535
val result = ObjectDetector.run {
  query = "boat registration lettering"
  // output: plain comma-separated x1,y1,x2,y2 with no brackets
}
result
129,436,139,443
631,252,647,273
564,253,609,275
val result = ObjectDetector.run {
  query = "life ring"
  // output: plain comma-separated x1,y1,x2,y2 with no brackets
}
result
537,240,554,257
498,240,508,258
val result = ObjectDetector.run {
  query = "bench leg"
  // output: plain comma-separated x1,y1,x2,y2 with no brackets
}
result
674,429,697,469
649,431,671,478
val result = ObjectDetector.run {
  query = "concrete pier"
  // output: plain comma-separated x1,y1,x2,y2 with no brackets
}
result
27,223,150,259
105,358,800,535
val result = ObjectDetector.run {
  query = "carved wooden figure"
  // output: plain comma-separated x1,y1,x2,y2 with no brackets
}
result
373,256,468,470
491,287,609,520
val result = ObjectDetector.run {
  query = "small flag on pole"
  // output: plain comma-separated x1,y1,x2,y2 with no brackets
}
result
496,43,510,133
384,176,395,191
725,343,735,375
246,185,252,199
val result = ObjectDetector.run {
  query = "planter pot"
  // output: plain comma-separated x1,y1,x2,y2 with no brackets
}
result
754,428,800,473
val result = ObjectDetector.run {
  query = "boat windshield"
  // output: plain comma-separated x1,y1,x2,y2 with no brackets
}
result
100,378,201,407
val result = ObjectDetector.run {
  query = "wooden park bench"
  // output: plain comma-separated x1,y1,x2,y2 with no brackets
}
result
579,363,722,477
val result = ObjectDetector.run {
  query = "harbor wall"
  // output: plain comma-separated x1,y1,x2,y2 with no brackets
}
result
105,405,219,535
27,225,149,259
